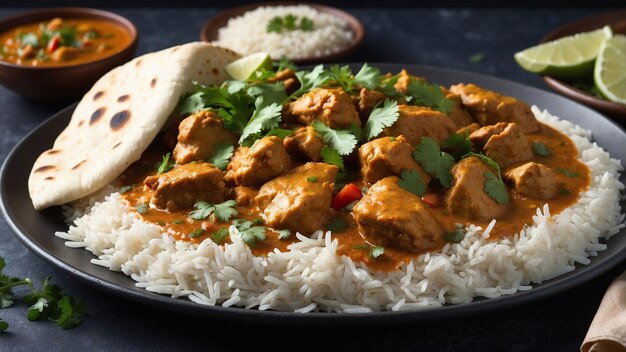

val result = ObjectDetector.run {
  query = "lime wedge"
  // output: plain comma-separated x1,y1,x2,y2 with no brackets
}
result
514,26,612,79
225,52,273,81
594,34,626,104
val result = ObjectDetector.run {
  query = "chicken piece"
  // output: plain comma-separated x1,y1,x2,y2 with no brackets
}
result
233,186,259,206
285,88,361,129
393,69,426,95
445,92,475,128
457,122,481,136
353,176,443,253
504,162,557,199
469,122,508,148
383,105,457,146
445,157,508,220
267,68,297,94
224,136,291,186
255,162,338,235
173,110,237,164
358,88,386,119
144,162,227,211
50,46,79,62
283,126,324,161
449,83,540,133
475,122,533,169
359,136,431,185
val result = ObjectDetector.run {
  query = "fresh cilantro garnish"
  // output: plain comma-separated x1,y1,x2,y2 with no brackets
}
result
353,244,385,259
405,78,454,114
267,128,293,139
464,152,501,174
135,203,148,214
246,82,288,109
207,142,234,170
345,200,358,212
413,137,455,188
307,176,318,183
326,217,348,232
398,169,426,196
326,63,381,92
157,152,172,174
18,32,39,48
267,14,314,33
363,99,399,140
353,63,381,90
172,219,184,225
0,257,85,330
320,145,345,171
291,65,329,98
119,184,135,194
190,200,238,222
484,171,509,204
239,102,282,146
469,53,485,63
378,74,401,97
443,224,466,243
277,229,291,240
532,141,552,157
276,56,296,71
211,228,229,244
312,120,358,156
442,133,473,160
232,219,266,247
556,168,580,178
189,228,205,238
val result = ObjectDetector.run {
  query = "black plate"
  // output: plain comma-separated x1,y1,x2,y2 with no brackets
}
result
2,64,625,326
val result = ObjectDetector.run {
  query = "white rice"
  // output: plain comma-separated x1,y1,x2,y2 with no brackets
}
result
213,5,353,60
56,106,625,312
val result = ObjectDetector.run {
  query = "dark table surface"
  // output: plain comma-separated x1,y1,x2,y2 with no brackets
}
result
1,6,625,352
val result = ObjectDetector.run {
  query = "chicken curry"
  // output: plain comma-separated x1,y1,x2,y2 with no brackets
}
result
116,64,590,272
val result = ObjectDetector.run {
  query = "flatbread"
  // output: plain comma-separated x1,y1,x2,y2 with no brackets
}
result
28,42,241,210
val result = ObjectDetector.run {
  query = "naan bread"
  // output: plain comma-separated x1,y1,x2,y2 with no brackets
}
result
28,42,240,210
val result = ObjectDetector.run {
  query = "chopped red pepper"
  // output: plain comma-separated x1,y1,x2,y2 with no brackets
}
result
47,36,60,53
421,193,440,208
332,183,363,211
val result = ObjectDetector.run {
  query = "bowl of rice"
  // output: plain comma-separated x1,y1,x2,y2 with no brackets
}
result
201,2,364,64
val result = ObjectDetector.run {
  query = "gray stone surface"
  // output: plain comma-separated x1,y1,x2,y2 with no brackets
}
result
0,7,624,352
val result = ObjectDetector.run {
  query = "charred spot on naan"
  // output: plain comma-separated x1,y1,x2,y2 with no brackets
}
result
93,91,105,100
110,110,131,130
212,68,219,75
150,78,157,88
71,160,86,170
46,149,60,155
112,141,122,149
34,165,55,173
90,107,106,125
44,176,54,181
117,94,130,102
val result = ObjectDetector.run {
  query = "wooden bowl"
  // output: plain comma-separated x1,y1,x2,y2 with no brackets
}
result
0,7,138,100
540,9,626,120
200,2,364,65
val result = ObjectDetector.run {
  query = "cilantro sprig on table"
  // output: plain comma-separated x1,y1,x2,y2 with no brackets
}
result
0,257,85,331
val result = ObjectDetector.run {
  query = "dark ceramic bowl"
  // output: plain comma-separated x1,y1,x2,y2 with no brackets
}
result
200,2,364,65
0,7,138,100
540,9,626,120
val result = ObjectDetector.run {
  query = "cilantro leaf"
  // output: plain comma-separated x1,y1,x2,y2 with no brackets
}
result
246,82,287,109
413,137,455,188
189,228,205,238
327,65,354,91
277,229,291,240
211,228,229,244
312,120,358,156
405,78,454,114
556,168,580,178
277,56,296,71
52,295,85,329
267,16,284,33
398,169,426,196
532,141,552,157
442,133,473,160
178,92,205,115
157,152,172,174
307,176,318,182
299,17,314,31
326,217,348,232
267,15,314,33
291,65,329,98
267,128,293,139
135,203,148,214
484,171,509,204
239,102,282,145
172,219,184,225
0,318,7,332
190,201,214,220
232,220,266,247
320,145,344,171
353,63,381,90
213,200,238,222
119,184,135,194
443,224,466,243
370,246,385,259
207,142,234,170
363,99,399,140
464,152,501,175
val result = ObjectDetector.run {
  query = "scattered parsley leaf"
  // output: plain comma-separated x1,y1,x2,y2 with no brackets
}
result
320,146,345,171
52,295,85,329
442,133,473,160
556,168,580,177
369,246,385,259
307,176,318,183
413,137,455,188
246,82,287,109
267,128,293,139
207,142,234,170
363,99,399,140
484,171,509,204
291,65,329,98
532,141,552,157
232,220,266,247
213,200,238,222
211,228,229,244
135,203,148,214
239,102,282,146
119,184,135,194
379,74,400,97
0,318,7,331
326,217,348,232
312,120,358,155
267,16,284,33
190,201,214,220
189,228,205,238
277,229,291,240
469,53,485,63
443,224,466,243
157,153,172,174
353,63,381,90
398,169,426,196
172,219,184,225
300,17,314,31
405,78,454,114
267,15,314,33
464,152,501,175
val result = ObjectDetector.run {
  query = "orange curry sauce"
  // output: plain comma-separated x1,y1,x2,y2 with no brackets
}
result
118,122,589,272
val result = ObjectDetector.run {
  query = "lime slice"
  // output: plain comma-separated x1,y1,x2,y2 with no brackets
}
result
224,52,273,81
514,26,612,79
594,34,626,104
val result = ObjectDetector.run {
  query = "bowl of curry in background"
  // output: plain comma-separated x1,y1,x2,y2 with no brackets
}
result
0,7,138,100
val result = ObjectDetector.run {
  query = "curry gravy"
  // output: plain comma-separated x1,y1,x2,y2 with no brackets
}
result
118,122,589,273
